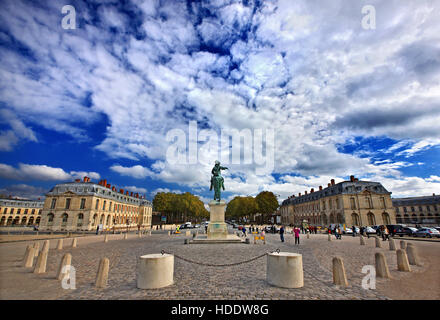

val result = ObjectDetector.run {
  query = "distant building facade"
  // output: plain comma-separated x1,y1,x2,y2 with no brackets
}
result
0,198,44,226
393,194,440,225
39,177,152,231
280,176,395,227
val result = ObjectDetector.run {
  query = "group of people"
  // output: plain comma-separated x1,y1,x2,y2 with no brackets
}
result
328,225,343,239
278,226,301,244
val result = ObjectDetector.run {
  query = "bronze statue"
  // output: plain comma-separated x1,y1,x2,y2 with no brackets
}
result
210,160,228,201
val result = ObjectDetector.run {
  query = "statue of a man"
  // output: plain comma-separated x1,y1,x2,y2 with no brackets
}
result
210,160,228,201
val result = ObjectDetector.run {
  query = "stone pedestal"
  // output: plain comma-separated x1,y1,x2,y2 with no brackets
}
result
207,200,228,240
137,254,174,289
267,252,304,288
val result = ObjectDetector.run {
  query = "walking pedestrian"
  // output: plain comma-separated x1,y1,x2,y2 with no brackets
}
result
242,226,247,237
352,225,356,237
294,227,300,245
280,225,285,242
96,225,99,235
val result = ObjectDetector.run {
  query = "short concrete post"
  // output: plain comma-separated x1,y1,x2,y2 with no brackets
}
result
185,230,190,236
267,252,304,288
375,252,391,278
328,234,331,241
33,242,40,257
56,253,72,280
245,238,250,244
389,238,396,251
400,240,406,250
95,258,110,288
23,245,35,268
406,243,421,266
168,231,171,236
104,234,108,243
149,230,152,236
137,254,174,289
306,233,310,239
396,249,411,272
360,235,366,245
375,236,382,248
184,239,189,245
42,240,50,253
34,250,48,274
56,239,63,250
124,233,128,240
71,238,77,248
138,232,141,238
332,257,348,286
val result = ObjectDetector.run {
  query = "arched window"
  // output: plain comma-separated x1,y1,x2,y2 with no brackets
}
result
351,213,360,226
61,213,68,227
419,213,425,224
396,214,402,224
411,214,417,223
0,216,5,225
20,217,27,225
106,215,110,226
404,214,410,223
7,216,13,225
382,212,391,225
77,213,84,227
35,217,41,225
367,212,376,226
92,214,98,226
100,214,105,225
329,213,335,224
28,217,34,225
12,216,20,225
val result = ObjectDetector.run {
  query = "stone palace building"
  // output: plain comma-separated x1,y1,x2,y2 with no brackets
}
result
0,198,44,226
38,176,152,231
393,194,440,225
280,176,395,227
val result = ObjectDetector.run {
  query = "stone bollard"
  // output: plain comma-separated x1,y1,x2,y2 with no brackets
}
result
168,231,171,236
328,234,331,241
56,253,72,280
36,231,39,236
138,232,141,238
389,238,396,251
332,257,348,287
306,233,310,239
71,238,77,248
34,250,48,274
375,236,382,248
124,233,128,240
95,258,110,288
184,239,189,245
360,235,366,245
396,249,411,272
104,235,108,243
375,252,391,278
185,230,190,236
400,240,406,250
33,242,40,257
406,243,421,266
245,238,250,244
42,240,50,253
267,252,304,288
56,239,63,250
137,254,174,289
23,245,35,268
149,230,152,236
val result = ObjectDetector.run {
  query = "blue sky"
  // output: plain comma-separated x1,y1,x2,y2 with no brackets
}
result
0,0,439,203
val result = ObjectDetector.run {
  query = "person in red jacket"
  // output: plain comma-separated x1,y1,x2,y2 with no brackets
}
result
294,227,300,245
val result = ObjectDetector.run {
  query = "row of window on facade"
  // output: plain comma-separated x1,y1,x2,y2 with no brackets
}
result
1,216,41,225
53,187,140,204
396,213,440,223
395,205,438,213
294,197,387,212
46,212,140,227
50,198,140,214
1,208,42,215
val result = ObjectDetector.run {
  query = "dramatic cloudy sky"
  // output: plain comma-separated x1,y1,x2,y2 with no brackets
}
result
0,0,439,202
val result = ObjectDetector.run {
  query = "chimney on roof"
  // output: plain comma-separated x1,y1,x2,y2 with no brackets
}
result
305,191,308,195
130,192,133,196
83,176,89,182
350,175,355,182
112,186,116,191
135,194,139,198
292,195,295,198
125,191,129,195
354,178,359,182
319,186,323,191
102,180,107,187
106,184,111,188
311,188,314,193
75,179,80,182
331,179,335,186
120,189,124,194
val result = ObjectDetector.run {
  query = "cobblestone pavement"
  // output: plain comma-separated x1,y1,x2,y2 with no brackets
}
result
0,229,437,300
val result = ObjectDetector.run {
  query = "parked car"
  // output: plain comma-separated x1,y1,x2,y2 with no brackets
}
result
414,227,440,238
433,226,440,232
343,228,353,234
363,226,376,235
386,224,404,236
395,227,418,237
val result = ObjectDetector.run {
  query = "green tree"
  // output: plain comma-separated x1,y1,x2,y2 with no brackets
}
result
256,191,279,223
